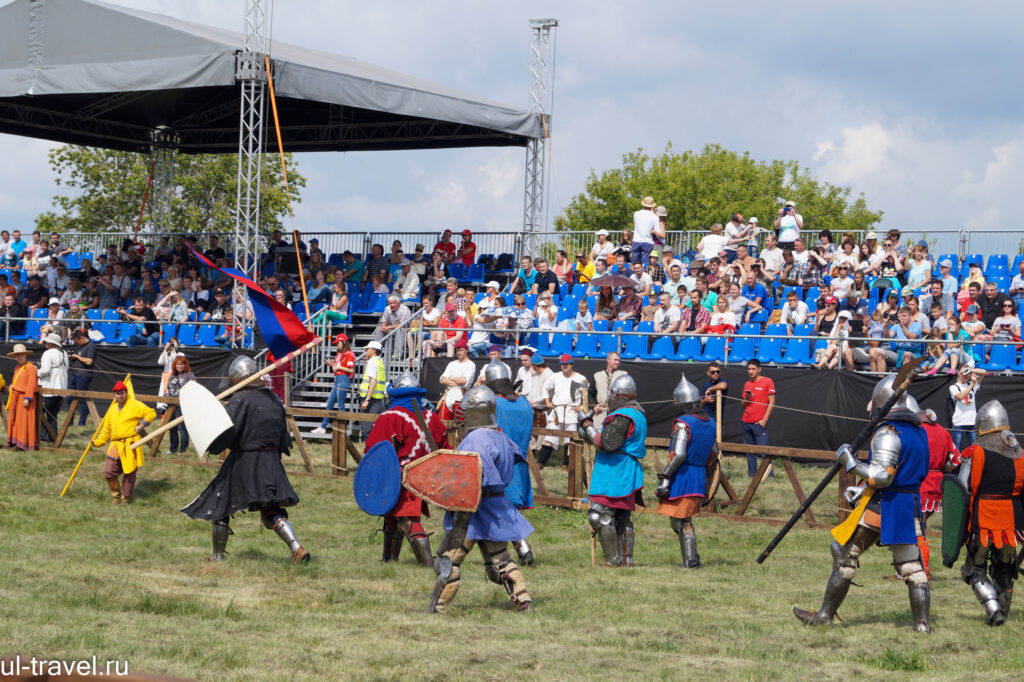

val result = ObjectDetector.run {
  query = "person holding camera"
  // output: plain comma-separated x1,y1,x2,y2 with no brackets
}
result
773,201,803,250
949,367,982,451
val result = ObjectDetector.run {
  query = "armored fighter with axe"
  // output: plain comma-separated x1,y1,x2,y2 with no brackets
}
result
793,374,932,632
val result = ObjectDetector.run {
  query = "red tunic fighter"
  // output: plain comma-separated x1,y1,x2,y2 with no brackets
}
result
364,372,449,565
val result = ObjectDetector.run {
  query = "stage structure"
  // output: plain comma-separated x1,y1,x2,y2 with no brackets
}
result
522,18,558,258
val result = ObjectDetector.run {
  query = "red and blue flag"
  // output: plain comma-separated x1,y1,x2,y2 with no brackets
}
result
189,246,317,357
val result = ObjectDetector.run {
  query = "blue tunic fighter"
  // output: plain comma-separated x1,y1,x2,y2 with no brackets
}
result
428,385,534,613
794,374,932,632
578,373,647,567
482,360,536,565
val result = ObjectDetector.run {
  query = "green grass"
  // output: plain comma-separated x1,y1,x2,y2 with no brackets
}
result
0,428,1019,681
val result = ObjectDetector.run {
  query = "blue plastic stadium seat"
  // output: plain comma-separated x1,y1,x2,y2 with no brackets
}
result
523,294,538,310
727,324,759,362
536,331,552,356
696,335,728,362
160,323,178,341
596,320,622,356
804,286,821,303
586,295,597,315
620,321,653,359
933,254,957,277
755,323,788,363
474,293,487,304
547,331,572,357
113,322,134,344
79,251,94,265
571,332,601,359
558,283,570,298
85,308,102,321
177,323,199,346
571,283,587,297
670,336,702,361
960,254,983,279
776,323,816,365
197,323,218,346
986,254,1009,274
1013,254,1024,273
448,263,466,281
465,264,485,283
980,343,1017,372
95,321,118,344
371,294,388,314
494,254,515,273
63,253,81,271
638,335,675,360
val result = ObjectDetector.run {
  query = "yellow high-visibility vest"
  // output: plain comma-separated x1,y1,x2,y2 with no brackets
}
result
359,356,386,399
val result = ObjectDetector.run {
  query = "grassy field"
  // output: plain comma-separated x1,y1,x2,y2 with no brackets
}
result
1,427,1022,681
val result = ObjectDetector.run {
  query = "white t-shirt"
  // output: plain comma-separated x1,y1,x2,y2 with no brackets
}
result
543,370,589,406
526,367,552,407
653,306,681,333
516,366,535,398
440,358,476,407
781,300,809,327
630,271,653,291
422,307,442,326
761,246,784,274
723,222,743,252
700,234,729,259
710,310,738,328
592,241,616,261
949,381,977,426
777,214,803,243
469,318,493,345
833,251,858,270
830,276,853,299
793,249,809,265
632,209,657,244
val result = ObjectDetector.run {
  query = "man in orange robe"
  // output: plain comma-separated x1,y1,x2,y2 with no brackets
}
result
6,343,38,450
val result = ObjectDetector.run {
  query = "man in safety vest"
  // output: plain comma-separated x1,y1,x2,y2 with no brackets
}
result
358,340,387,438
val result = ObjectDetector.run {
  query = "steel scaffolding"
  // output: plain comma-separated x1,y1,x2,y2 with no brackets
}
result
522,18,557,258
149,126,178,235
235,0,270,281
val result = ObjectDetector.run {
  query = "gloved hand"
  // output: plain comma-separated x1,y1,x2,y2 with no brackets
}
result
655,475,670,499
844,483,866,506
835,443,857,471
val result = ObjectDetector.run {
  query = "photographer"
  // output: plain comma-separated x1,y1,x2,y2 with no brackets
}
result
773,201,803,250
949,367,982,450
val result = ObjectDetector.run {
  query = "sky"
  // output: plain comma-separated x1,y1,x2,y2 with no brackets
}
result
2,0,1023,243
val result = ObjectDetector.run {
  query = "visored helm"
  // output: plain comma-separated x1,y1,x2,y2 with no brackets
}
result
869,374,919,417
607,373,638,413
482,359,514,397
227,355,258,387
672,374,702,415
461,385,497,430
391,371,420,389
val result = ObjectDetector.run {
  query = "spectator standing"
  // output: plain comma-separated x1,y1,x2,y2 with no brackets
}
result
357,341,387,437
6,344,38,450
740,359,775,477
66,329,96,426
774,201,803,250
311,333,355,435
37,332,68,441
537,354,589,469
700,362,728,420
163,355,195,455
438,339,476,420
696,224,729,261
723,213,754,262
949,367,981,451
760,233,784,278
631,197,658,265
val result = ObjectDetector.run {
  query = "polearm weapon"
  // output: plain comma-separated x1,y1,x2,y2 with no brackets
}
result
756,356,925,564
129,337,324,451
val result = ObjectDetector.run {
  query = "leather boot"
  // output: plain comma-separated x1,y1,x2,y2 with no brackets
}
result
105,477,121,503
794,569,851,625
381,521,402,562
209,520,230,562
535,445,553,467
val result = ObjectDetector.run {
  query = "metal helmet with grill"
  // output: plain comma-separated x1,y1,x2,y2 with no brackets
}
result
391,371,420,389
482,359,514,397
607,373,638,413
460,385,497,430
976,400,1021,459
672,374,702,415
227,355,258,387
869,374,920,417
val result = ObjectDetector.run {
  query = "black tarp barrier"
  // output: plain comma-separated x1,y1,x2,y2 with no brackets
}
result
422,358,1024,451
0,343,250,396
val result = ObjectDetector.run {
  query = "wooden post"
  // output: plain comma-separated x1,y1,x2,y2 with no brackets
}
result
285,415,315,474
54,398,79,447
838,469,852,522
782,459,817,525
147,409,175,458
86,399,102,428
332,418,347,477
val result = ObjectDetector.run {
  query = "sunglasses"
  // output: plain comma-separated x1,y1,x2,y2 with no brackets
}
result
708,370,721,374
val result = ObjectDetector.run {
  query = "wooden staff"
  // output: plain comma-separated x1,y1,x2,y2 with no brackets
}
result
129,337,323,451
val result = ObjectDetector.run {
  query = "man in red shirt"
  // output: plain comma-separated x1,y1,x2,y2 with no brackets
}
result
917,408,959,577
741,359,775,476
421,302,467,357
457,229,477,267
433,230,456,264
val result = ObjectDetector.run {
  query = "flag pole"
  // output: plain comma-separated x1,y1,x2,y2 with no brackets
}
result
129,337,323,451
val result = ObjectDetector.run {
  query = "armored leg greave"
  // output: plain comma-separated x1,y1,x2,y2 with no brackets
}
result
404,518,433,567
514,539,535,566
616,510,634,567
971,579,1005,626
431,512,470,613
588,503,622,567
795,525,875,626
990,547,1016,618
264,512,310,565
907,585,931,633
965,542,1007,626
671,518,700,569
892,542,931,632
210,519,231,562
480,541,531,611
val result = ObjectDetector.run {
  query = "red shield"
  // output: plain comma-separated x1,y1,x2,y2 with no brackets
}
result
402,449,482,512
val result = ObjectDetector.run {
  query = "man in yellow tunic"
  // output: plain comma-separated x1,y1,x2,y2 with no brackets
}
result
91,379,156,504
6,343,38,451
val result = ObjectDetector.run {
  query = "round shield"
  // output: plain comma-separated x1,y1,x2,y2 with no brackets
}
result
353,441,402,516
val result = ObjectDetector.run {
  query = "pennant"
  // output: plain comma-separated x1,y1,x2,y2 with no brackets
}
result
188,246,317,357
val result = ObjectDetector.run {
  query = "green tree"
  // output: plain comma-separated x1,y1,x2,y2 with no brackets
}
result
36,145,305,238
556,143,882,237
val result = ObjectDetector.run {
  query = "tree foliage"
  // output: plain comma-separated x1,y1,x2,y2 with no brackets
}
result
36,145,305,238
557,143,882,236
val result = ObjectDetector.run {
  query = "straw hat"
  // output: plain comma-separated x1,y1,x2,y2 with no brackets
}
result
641,196,656,208
7,343,29,357
42,332,63,347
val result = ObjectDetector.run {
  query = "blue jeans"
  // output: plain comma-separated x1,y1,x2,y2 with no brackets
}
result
320,376,351,428
950,426,975,452
167,406,189,453
66,374,92,425
631,241,653,265
742,422,768,477
128,334,159,347
468,342,489,358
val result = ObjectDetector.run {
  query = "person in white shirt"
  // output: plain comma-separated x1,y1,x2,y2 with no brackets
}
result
515,348,538,399
780,289,810,332
439,342,477,414
537,354,589,469
773,200,803,249
722,213,754,261
393,259,420,301
478,281,501,311
37,332,68,441
949,367,981,451
791,238,810,265
629,262,653,296
829,264,854,299
651,292,681,352
631,196,658,265
760,233,784,276
590,229,616,263
1010,260,1024,309
696,223,729,261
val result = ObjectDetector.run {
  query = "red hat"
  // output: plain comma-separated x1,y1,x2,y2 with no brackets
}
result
454,338,469,349
559,353,573,364
112,380,127,392
462,229,472,236
824,295,839,305
442,229,452,236
335,333,349,343
445,302,457,312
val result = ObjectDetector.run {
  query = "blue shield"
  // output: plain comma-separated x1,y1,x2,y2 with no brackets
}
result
353,441,402,516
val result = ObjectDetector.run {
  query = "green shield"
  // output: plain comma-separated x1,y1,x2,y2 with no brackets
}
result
941,473,971,569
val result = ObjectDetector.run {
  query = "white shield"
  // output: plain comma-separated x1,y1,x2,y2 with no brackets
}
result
179,382,233,455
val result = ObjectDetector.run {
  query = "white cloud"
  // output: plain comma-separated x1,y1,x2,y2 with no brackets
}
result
952,136,1024,230
813,123,892,185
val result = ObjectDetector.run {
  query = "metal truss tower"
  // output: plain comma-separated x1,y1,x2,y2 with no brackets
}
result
150,125,178,235
522,18,557,257
235,0,270,280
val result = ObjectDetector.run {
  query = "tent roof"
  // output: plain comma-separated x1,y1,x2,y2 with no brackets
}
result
0,0,543,153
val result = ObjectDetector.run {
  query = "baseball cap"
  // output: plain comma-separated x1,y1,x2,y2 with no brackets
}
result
442,229,452,236
335,333,349,343
454,338,468,349
366,340,383,351
916,239,928,248
461,229,472,237
48,297,60,305
966,303,980,314
415,244,425,251
309,238,319,244
855,304,870,316
445,302,456,311
864,231,877,240
824,295,839,305
886,289,899,299
596,229,609,237
663,246,675,253
215,288,227,295
748,217,759,224
559,353,573,364
784,200,796,207
399,259,411,266
939,259,953,268
901,285,916,298
486,281,500,290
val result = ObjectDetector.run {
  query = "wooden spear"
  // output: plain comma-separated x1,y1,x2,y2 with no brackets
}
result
129,337,323,451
